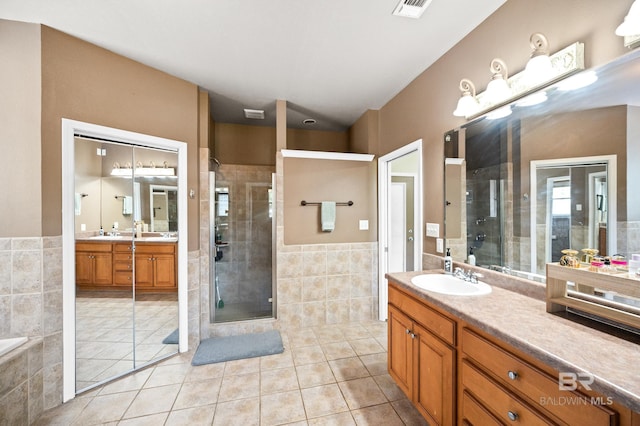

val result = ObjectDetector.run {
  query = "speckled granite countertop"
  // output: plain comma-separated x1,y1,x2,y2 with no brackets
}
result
387,270,640,413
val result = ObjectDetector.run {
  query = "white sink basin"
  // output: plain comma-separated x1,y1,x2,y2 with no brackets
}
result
89,235,124,240
410,274,492,296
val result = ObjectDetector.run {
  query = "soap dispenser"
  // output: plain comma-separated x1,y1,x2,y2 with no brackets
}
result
468,247,476,266
444,248,453,274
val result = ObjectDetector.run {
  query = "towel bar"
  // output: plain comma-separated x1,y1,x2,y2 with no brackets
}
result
300,200,353,206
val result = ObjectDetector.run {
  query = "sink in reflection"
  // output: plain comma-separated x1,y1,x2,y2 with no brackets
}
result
410,274,492,296
89,235,124,240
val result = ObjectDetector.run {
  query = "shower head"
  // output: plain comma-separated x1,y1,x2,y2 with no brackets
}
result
210,157,221,171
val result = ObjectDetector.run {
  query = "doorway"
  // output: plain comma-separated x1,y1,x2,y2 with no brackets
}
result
378,140,423,320
62,119,188,402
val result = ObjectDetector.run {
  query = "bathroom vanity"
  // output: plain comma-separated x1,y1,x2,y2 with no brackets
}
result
387,271,640,426
75,239,177,292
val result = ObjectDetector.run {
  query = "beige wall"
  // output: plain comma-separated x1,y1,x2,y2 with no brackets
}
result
349,109,380,155
283,158,377,244
286,128,349,152
39,25,201,249
373,0,630,255
0,21,42,237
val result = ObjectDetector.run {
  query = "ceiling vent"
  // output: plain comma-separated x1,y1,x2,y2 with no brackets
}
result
244,108,265,120
392,0,433,19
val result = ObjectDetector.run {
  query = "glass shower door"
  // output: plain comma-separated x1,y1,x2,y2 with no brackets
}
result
210,166,274,323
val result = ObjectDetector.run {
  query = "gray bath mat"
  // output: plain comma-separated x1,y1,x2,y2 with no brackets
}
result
162,329,179,344
191,330,284,366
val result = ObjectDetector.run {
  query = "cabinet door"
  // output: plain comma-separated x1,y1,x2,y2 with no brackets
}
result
388,305,414,398
153,254,176,288
75,252,93,285
93,252,113,285
134,253,155,288
414,322,455,426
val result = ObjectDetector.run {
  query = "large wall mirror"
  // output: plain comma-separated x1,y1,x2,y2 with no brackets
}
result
444,48,640,282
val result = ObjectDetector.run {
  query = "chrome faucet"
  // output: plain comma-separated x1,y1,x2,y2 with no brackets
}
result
453,267,483,284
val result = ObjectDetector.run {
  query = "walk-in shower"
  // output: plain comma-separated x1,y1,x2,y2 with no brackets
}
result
209,163,275,323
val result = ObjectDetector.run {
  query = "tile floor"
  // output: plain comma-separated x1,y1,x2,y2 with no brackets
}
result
35,321,428,425
75,292,179,391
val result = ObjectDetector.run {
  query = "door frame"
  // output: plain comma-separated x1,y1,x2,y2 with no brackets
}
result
61,119,189,402
378,140,423,321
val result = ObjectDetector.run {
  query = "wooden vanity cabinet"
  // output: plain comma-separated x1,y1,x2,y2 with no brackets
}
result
388,284,456,426
75,242,113,286
132,243,176,290
77,241,176,292
387,279,634,426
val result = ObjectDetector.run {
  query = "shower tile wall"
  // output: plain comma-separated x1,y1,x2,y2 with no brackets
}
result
466,165,503,267
214,164,274,310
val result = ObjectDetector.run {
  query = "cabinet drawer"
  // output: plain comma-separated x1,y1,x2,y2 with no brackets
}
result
76,242,112,252
461,360,552,425
113,272,133,286
461,328,615,425
134,243,176,254
461,390,502,426
388,283,455,345
113,243,134,252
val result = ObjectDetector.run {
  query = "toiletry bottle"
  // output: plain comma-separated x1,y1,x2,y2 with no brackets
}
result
99,226,104,236
468,247,476,266
444,248,452,274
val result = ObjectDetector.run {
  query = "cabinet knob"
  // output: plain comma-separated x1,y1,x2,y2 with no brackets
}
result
507,411,518,421
406,329,411,334
410,333,416,339
149,257,153,261
507,370,519,380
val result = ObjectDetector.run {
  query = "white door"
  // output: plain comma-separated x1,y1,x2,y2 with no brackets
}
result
389,182,407,272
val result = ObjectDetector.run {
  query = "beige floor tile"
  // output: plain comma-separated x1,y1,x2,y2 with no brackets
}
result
300,383,349,419
359,353,387,376
33,396,91,425
217,372,260,402
328,357,369,382
348,338,385,356
286,330,319,348
373,374,406,401
98,368,152,395
338,324,371,340
260,390,306,425
313,327,345,344
71,390,137,424
321,341,357,360
184,362,226,382
213,397,260,426
173,378,222,410
351,403,404,425
117,412,168,425
307,411,356,425
296,362,336,389
223,357,260,376
338,377,387,410
293,344,327,366
391,398,429,426
261,367,299,395
143,363,190,388
123,384,181,419
165,404,216,425
260,350,295,371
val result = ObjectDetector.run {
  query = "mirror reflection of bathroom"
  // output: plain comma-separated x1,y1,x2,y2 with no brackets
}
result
74,137,179,393
209,163,275,323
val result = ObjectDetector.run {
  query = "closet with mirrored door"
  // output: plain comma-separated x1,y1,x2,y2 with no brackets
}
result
74,137,179,393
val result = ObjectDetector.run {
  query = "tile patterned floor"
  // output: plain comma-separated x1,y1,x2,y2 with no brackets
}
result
35,321,428,425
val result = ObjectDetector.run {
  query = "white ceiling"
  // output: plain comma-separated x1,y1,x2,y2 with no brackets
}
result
1,0,505,131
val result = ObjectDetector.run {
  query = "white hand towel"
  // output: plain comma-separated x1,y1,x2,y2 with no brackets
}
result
123,196,133,215
74,193,82,216
321,201,336,232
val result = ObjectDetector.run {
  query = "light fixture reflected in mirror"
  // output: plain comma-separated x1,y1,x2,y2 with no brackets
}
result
556,70,598,91
515,91,548,107
111,161,176,177
616,0,640,36
453,79,480,117
485,105,512,120
485,59,511,103
525,33,553,85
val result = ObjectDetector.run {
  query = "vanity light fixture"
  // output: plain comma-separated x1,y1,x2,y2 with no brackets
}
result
484,59,511,104
453,35,584,120
111,161,175,177
616,0,640,36
453,79,480,117
524,33,554,85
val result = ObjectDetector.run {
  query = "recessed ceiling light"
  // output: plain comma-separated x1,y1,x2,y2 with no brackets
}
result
244,109,265,119
302,118,316,125
392,0,433,19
